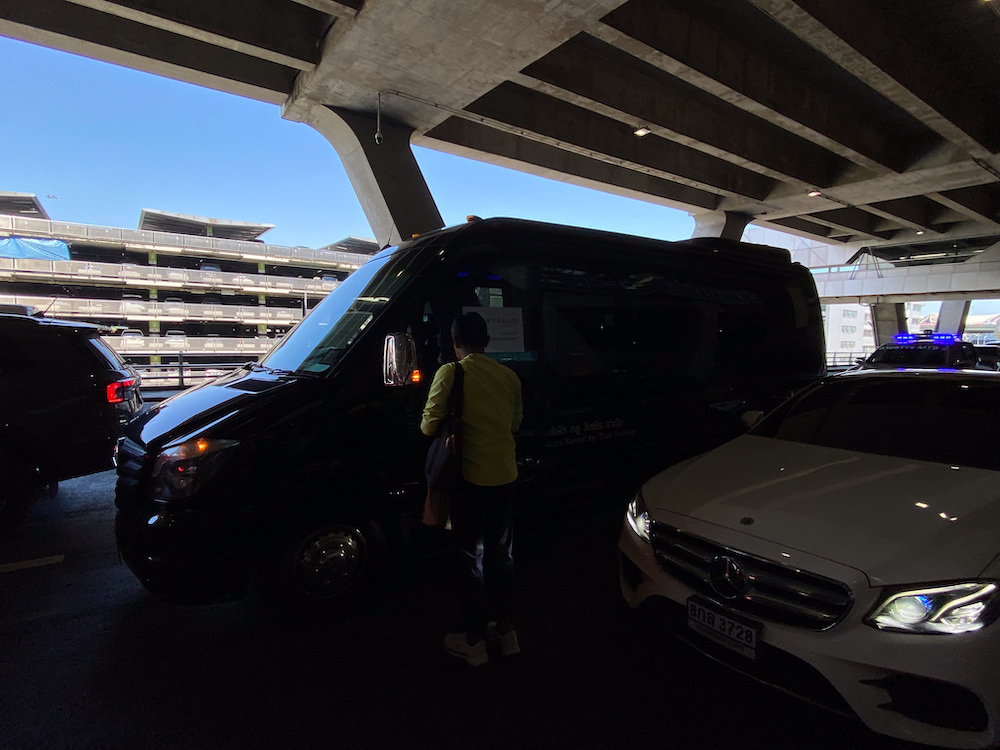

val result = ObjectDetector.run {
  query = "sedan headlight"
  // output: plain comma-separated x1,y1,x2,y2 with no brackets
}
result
867,582,1000,634
151,437,240,502
626,490,651,543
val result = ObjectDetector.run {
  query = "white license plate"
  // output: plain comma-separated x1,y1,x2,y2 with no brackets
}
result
687,596,761,660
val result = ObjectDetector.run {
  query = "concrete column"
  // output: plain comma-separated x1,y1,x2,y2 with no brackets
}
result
283,103,443,248
690,211,752,241
870,302,907,346
936,299,971,335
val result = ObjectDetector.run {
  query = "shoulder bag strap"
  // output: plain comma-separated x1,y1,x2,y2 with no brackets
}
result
448,361,465,418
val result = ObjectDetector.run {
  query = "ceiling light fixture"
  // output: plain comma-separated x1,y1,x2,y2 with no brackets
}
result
807,190,822,197
633,126,651,137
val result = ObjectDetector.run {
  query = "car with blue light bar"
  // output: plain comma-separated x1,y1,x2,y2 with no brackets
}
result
854,330,978,370
619,368,1000,748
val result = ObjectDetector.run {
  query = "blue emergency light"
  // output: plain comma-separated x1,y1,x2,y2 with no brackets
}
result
892,332,959,345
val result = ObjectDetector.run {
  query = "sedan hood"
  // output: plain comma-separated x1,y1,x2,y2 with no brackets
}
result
644,435,1000,585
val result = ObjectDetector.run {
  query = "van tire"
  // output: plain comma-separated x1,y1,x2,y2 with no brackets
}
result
0,451,42,531
269,515,385,613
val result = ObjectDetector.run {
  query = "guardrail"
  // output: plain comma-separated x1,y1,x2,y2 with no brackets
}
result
0,214,371,271
827,351,869,368
2,293,307,326
0,256,340,298
130,355,250,401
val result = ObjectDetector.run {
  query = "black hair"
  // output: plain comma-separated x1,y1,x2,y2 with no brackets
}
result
451,311,489,350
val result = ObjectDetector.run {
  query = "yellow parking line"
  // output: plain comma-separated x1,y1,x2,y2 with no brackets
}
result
0,554,66,574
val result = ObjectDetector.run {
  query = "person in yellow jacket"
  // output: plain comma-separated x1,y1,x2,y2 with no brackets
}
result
421,311,523,666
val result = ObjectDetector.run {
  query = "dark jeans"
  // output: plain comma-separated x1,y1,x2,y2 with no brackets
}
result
449,479,515,636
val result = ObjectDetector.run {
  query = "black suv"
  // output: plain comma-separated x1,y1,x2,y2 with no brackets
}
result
0,312,142,527
854,332,979,370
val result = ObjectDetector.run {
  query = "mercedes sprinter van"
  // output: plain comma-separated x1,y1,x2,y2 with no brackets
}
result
114,218,825,608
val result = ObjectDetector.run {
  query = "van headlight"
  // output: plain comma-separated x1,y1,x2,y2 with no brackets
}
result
626,490,651,543
151,437,240,502
867,582,1000,634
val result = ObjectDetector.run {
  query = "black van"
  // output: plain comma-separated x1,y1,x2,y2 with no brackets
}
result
114,218,825,607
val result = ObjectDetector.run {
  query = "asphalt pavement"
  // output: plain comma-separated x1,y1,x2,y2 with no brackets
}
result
0,471,930,750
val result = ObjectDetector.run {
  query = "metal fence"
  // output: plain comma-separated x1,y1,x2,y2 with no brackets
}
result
131,355,249,401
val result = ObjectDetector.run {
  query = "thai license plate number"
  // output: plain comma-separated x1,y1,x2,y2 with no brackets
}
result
687,596,761,660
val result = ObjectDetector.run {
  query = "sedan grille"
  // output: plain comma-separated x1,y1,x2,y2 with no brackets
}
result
650,523,853,631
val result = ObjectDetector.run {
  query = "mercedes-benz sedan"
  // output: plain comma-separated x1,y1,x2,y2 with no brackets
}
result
620,369,1000,749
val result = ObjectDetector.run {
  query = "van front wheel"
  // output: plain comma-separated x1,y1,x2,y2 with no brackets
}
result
271,517,384,611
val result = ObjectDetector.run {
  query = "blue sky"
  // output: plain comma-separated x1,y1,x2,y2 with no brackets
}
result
0,35,694,249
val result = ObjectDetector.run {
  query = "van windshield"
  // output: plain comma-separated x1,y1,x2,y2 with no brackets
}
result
259,246,410,374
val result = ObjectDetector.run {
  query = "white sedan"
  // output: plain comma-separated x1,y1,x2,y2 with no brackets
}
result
620,369,1000,749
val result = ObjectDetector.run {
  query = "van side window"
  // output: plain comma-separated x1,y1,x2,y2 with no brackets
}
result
540,263,702,381
423,258,537,372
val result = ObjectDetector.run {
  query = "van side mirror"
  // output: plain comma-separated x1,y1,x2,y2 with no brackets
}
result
741,410,765,428
383,332,419,386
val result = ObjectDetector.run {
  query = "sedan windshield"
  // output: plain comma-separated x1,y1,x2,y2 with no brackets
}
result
259,245,413,374
755,375,1000,471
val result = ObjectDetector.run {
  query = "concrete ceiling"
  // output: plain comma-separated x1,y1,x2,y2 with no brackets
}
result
4,0,1000,254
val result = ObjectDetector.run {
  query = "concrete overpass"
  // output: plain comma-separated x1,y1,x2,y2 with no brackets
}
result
3,0,1000,340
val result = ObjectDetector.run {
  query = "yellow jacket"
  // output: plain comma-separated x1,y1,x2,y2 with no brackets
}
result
420,353,523,486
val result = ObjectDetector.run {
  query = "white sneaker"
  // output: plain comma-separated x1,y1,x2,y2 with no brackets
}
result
443,632,488,666
486,622,520,656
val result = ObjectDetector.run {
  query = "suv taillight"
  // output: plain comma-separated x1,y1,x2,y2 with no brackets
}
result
107,377,137,404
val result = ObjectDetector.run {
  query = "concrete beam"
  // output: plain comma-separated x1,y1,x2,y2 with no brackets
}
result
288,0,359,22
61,0,329,70
809,207,896,241
814,252,1000,306
422,116,719,212
285,103,443,248
691,211,751,241
464,82,776,201
866,196,952,235
598,0,910,174
937,300,970,336
871,302,906,346
520,34,844,188
748,0,995,158
932,186,1000,231
0,0,296,100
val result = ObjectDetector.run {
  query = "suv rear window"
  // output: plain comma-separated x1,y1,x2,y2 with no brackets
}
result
0,328,99,374
89,335,128,368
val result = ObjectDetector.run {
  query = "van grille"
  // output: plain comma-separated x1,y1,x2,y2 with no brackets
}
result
650,523,853,631
114,437,148,498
